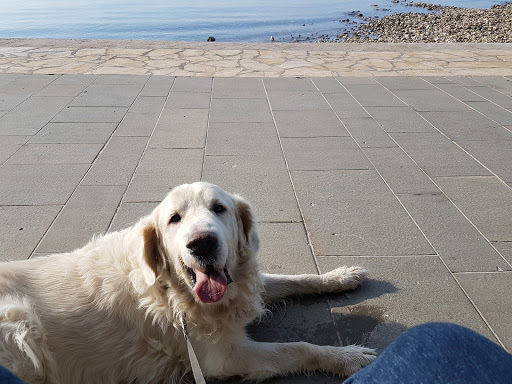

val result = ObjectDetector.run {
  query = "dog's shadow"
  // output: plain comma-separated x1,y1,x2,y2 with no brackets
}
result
212,279,405,384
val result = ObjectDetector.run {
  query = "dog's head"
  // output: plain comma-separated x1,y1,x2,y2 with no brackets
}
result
138,182,259,304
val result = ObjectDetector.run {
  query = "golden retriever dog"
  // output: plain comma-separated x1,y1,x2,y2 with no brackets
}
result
0,182,376,384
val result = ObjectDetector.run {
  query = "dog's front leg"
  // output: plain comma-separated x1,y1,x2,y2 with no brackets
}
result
215,338,376,381
261,266,367,302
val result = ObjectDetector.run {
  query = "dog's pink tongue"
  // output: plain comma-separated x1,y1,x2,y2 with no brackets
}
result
193,269,228,303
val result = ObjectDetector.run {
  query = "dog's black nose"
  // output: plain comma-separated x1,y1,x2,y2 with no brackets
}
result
186,233,218,264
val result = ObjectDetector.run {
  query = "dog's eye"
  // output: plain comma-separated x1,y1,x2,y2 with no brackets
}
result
213,204,226,214
169,213,181,224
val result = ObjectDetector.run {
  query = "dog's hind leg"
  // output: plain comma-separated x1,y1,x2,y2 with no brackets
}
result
260,266,368,302
214,338,376,380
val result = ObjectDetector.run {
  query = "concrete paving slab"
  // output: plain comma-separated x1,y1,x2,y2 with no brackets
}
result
466,86,512,108
343,84,405,107
206,122,281,156
312,77,349,93
362,147,439,194
323,93,370,119
52,106,128,123
0,205,61,262
114,112,160,137
419,110,512,142
0,135,30,164
202,155,301,223
209,98,273,123
281,137,373,171
398,193,511,272
92,74,149,85
165,91,211,109
37,185,125,253
0,163,89,205
291,170,435,256
456,272,512,351
212,77,266,99
34,83,88,97
257,222,317,275
493,242,512,265
341,117,398,148
0,73,19,88
69,84,143,107
273,110,350,137
392,89,472,112
29,122,117,144
470,76,512,96
317,256,497,351
139,75,174,97
420,76,455,84
124,148,203,202
263,77,317,91
82,136,147,186
434,83,486,102
129,96,166,114
435,176,512,242
267,90,331,111
172,77,212,92
149,109,208,148
50,74,97,86
6,143,102,164
0,94,28,112
376,76,434,90
457,140,512,183
391,132,492,177
0,74,57,95
464,101,512,125
109,201,159,232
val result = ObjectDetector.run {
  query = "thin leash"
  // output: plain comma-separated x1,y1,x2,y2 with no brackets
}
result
179,315,207,384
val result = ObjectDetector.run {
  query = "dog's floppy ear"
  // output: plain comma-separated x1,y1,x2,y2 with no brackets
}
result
141,223,164,286
236,196,259,254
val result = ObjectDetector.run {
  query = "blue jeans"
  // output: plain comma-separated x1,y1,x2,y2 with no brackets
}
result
344,322,512,384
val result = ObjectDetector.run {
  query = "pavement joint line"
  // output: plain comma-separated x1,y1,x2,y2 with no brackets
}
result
326,76,509,347
199,78,214,181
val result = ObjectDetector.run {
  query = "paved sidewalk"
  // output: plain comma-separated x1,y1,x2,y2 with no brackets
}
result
1,40,512,383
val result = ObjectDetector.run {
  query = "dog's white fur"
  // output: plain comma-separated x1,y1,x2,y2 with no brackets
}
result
0,182,376,383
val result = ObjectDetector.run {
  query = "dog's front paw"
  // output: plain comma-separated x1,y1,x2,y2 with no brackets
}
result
322,266,368,292
338,345,377,377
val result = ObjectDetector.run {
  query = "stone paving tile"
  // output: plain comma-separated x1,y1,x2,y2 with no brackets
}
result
34,83,89,97
29,122,117,144
281,137,373,171
390,132,491,177
0,135,30,164
456,140,512,183
114,112,160,137
376,76,434,90
323,93,370,118
172,77,212,92
50,74,97,86
365,106,435,133
212,77,266,99
69,84,143,107
419,110,512,142
435,176,512,242
317,256,497,351
109,201,159,232
92,74,149,85
139,75,174,97
37,185,125,253
209,98,273,123
203,155,301,223
398,193,511,272
263,77,316,91
257,222,317,275
52,106,128,123
392,89,472,112
312,77,350,93
0,73,19,87
0,163,89,205
456,272,512,351
82,136,148,186
267,90,331,111
470,76,512,96
165,91,211,109
124,148,203,202
343,84,405,107
207,122,280,156
291,170,435,256
362,147,439,194
493,242,512,265
341,117,397,148
6,143,102,164
149,108,208,148
0,94,27,112
465,86,512,109
0,205,61,262
128,96,167,114
273,110,350,137
420,76,455,84
0,74,57,95
464,101,512,126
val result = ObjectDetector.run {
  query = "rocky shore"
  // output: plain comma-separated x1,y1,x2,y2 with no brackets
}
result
335,2,512,43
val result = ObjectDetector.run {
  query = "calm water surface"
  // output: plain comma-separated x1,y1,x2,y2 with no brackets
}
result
0,0,504,42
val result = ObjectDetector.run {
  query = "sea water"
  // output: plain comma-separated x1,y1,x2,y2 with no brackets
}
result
0,0,504,43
